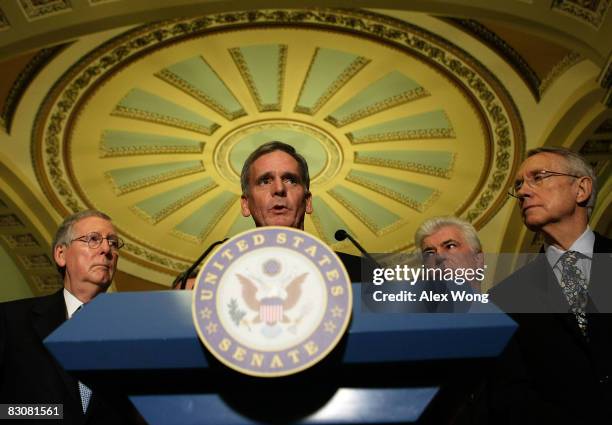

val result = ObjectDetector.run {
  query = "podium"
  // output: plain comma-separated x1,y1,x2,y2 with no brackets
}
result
44,287,516,424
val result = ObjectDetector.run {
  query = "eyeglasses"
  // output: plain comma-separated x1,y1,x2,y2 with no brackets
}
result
508,169,581,199
71,232,124,251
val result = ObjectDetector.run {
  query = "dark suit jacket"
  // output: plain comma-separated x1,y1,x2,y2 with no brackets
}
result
489,232,612,424
0,290,139,424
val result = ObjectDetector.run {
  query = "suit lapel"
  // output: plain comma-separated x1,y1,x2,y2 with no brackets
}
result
31,290,85,421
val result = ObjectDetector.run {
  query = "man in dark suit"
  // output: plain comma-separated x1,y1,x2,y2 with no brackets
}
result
0,209,139,424
176,141,365,288
489,147,612,424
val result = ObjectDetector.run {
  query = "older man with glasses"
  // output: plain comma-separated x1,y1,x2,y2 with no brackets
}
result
0,210,141,424
489,148,612,424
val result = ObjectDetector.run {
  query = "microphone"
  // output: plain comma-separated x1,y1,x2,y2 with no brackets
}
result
334,229,382,269
177,238,229,289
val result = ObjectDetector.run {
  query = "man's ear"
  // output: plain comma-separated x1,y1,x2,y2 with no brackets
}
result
54,244,67,268
240,195,251,218
305,192,313,215
576,176,593,205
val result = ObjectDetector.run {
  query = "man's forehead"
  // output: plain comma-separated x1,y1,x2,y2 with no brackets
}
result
516,152,564,177
250,150,300,176
73,216,115,233
423,225,466,246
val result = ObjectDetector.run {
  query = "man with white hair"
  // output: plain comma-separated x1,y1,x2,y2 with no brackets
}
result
490,147,612,424
415,215,484,291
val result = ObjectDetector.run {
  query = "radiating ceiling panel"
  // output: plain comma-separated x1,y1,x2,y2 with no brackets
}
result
156,56,246,120
112,89,220,135
173,191,239,243
32,11,522,279
346,170,439,212
311,196,354,245
325,71,429,127
100,130,204,157
295,48,370,115
227,213,255,237
130,177,218,224
354,150,455,178
328,186,401,235
229,44,286,111
105,161,205,195
346,110,455,144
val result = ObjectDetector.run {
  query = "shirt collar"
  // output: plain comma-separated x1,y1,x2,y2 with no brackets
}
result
63,288,84,319
545,226,595,268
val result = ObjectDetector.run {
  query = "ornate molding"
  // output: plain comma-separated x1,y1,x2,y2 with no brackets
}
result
325,86,429,127
295,48,370,115
1,45,66,134
446,18,542,102
552,0,611,29
32,8,523,268
18,0,72,21
539,51,583,96
353,151,455,178
156,61,246,121
346,171,440,212
229,44,286,112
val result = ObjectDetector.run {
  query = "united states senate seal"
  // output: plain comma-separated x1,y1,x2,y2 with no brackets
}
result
192,226,352,377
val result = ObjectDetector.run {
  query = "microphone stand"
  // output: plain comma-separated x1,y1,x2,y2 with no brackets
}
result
178,238,229,289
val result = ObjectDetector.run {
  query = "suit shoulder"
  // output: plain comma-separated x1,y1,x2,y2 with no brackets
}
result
0,292,60,314
489,256,546,296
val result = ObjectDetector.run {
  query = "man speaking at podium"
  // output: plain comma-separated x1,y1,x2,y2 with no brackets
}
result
0,210,139,424
176,141,363,289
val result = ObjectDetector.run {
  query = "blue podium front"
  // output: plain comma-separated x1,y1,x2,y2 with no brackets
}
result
45,289,515,424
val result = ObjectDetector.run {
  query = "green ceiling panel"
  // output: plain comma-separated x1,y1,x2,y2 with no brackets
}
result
229,128,327,177
100,130,204,157
173,191,239,243
131,177,218,224
354,150,455,178
346,170,439,212
105,160,205,195
230,44,286,111
157,56,245,120
311,196,353,245
227,213,255,237
328,185,400,235
295,48,370,114
347,110,454,144
112,89,220,135
326,71,428,127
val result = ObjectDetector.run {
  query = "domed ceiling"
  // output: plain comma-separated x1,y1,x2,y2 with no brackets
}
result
32,9,523,280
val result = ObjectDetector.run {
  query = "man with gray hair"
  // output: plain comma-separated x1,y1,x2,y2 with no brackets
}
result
415,215,484,290
0,209,139,424
489,147,612,424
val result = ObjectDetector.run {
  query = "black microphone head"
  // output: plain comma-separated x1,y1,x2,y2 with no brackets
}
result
334,229,348,241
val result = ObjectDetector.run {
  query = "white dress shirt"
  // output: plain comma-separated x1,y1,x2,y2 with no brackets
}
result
545,226,595,285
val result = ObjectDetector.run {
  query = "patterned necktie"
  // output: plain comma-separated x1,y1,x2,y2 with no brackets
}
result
73,305,92,413
558,250,588,335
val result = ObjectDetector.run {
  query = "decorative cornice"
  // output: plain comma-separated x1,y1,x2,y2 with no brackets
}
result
446,18,542,102
1,45,67,134
539,51,583,96
552,0,611,30
31,8,523,267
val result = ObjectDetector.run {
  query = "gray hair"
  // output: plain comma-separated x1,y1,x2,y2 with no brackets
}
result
527,147,597,217
415,216,482,254
52,209,113,277
240,141,310,196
